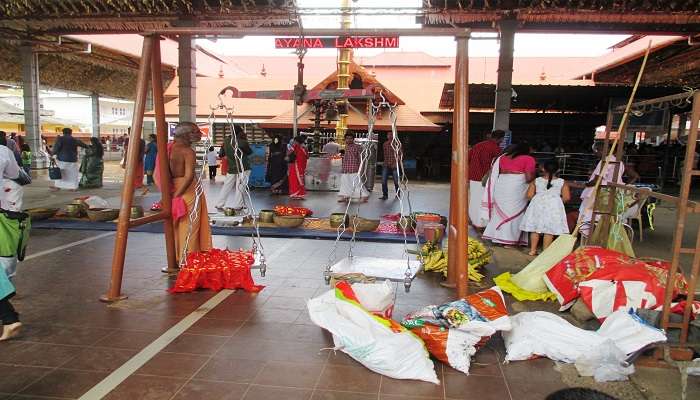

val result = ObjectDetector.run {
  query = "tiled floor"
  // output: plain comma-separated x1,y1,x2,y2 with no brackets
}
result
0,227,575,400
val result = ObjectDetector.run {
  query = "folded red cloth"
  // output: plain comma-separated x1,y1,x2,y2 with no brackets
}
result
172,197,186,221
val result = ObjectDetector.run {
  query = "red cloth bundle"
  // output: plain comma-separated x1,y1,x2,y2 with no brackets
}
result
170,248,264,293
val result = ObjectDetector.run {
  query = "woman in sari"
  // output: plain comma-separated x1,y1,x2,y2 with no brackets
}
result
287,136,308,199
266,135,288,195
481,142,536,247
79,137,104,188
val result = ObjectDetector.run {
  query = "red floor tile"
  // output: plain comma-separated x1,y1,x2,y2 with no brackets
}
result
317,365,381,394
242,385,312,400
102,374,185,400
443,373,510,400
162,333,227,355
252,361,324,388
0,365,50,395
194,357,266,383
62,348,137,372
19,369,108,398
136,352,209,379
171,380,248,400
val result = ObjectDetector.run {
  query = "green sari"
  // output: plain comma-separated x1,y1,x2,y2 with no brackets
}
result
79,146,104,188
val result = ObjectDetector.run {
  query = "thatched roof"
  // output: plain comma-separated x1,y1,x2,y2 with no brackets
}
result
0,37,175,99
0,1,298,34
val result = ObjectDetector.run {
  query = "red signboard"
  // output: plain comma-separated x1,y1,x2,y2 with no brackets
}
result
274,36,399,49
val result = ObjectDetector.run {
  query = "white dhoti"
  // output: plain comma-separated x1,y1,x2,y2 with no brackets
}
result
481,158,529,246
469,180,486,227
215,170,250,210
1,180,24,212
53,161,80,190
338,173,369,199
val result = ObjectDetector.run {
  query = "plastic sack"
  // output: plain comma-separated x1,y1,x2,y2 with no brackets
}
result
351,280,395,319
0,256,17,280
504,311,606,363
596,309,666,355
307,282,439,383
575,340,635,382
543,247,645,310
401,286,510,374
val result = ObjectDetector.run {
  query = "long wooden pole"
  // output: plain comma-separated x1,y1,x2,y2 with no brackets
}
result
151,37,178,272
101,35,154,302
453,32,470,299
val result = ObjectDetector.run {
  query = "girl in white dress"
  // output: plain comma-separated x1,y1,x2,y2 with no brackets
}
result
520,160,571,256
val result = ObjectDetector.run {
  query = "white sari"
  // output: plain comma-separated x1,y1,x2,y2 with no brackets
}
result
481,156,529,245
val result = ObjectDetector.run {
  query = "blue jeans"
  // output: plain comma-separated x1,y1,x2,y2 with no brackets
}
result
382,165,399,197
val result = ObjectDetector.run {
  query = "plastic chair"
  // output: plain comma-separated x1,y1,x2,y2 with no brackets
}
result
625,189,651,242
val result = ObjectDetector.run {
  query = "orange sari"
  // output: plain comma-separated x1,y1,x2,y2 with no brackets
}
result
173,177,212,263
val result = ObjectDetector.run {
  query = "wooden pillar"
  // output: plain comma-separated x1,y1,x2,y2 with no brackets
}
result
448,32,470,299
101,35,155,302
151,38,178,273
493,19,516,133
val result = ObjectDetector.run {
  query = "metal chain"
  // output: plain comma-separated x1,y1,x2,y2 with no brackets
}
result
323,91,419,290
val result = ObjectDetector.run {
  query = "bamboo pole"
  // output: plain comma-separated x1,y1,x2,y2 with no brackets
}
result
584,42,651,240
101,35,155,302
151,37,178,272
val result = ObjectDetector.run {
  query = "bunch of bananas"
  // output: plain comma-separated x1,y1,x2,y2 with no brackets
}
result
421,238,490,282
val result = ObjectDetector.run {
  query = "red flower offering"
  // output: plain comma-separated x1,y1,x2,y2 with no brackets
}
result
274,205,312,217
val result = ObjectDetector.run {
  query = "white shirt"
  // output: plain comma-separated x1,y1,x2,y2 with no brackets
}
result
322,141,340,155
0,145,20,188
207,150,218,166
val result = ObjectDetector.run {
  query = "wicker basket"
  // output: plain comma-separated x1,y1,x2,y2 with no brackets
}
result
25,207,58,221
273,214,305,228
329,213,349,228
351,217,380,232
86,208,120,222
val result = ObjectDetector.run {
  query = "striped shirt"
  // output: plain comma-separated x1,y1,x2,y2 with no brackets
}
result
468,139,501,181
383,139,402,169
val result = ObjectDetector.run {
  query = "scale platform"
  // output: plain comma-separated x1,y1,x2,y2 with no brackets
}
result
329,256,422,282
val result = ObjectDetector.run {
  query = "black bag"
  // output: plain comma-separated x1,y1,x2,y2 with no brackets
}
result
48,160,62,180
12,168,31,186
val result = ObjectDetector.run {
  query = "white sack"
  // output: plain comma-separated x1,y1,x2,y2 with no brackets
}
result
575,340,635,382
351,280,395,316
308,289,439,383
596,310,666,355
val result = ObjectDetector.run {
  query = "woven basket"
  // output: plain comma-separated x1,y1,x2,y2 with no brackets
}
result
329,213,349,228
86,208,120,222
25,207,58,221
273,214,305,228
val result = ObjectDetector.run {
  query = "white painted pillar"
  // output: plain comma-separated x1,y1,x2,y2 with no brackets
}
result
91,92,100,138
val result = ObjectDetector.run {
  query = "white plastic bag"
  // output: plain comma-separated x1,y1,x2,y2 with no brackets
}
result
351,280,395,318
84,196,109,209
503,311,606,363
308,289,439,383
575,340,635,382
596,310,666,355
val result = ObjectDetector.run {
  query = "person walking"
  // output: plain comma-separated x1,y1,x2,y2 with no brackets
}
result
51,128,87,191
468,130,505,228
216,129,252,212
266,135,288,195
287,136,309,199
79,137,105,189
123,130,146,193
144,134,158,186
380,132,402,200
206,146,218,181
338,132,369,203
481,142,536,247
520,160,571,255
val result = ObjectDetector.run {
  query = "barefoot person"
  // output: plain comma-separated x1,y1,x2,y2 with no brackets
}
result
468,130,505,228
170,123,212,264
338,132,369,202
51,128,87,191
287,136,309,199
215,129,252,211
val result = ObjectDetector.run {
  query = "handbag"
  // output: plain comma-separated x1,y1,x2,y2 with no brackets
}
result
12,168,31,186
48,159,62,180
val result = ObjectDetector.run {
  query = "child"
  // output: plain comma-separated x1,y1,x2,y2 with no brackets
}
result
20,144,31,174
520,160,571,256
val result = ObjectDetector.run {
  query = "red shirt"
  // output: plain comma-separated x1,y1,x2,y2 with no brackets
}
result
468,139,501,181
383,139,402,169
